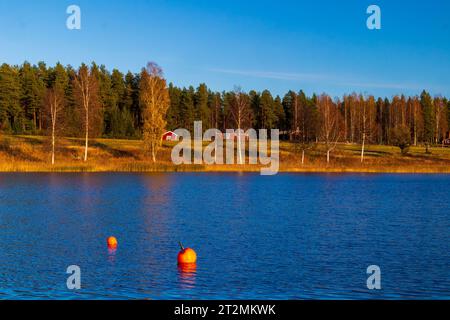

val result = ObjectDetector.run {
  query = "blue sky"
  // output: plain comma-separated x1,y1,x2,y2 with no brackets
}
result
0,0,449,98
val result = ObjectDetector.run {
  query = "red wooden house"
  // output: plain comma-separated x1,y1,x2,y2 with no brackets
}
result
162,131,179,141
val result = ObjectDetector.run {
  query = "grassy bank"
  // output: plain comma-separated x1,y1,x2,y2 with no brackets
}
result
1,135,450,173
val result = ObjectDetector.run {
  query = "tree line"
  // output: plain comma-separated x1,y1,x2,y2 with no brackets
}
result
1,61,450,162
0,61,168,163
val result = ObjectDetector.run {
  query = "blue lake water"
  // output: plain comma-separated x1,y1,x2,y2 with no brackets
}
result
0,173,448,299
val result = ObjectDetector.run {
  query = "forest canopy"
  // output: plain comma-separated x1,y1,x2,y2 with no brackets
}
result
0,61,449,147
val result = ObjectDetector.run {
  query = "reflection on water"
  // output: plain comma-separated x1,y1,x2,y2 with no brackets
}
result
107,249,117,264
0,173,449,299
178,263,197,290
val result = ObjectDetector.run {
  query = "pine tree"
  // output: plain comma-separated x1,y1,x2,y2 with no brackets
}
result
306,93,319,142
375,97,384,144
382,97,391,144
167,83,182,131
19,62,45,132
124,71,141,134
259,90,276,129
179,88,195,133
195,83,210,129
104,68,126,137
208,91,222,131
249,90,260,129
447,99,450,139
63,65,80,137
35,62,49,131
0,64,22,133
49,63,70,91
273,96,285,130
421,90,435,145
281,91,296,134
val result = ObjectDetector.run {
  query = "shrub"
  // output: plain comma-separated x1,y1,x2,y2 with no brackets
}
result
390,125,411,155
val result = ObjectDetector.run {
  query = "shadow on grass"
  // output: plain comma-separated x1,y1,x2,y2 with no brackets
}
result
90,141,139,159
361,150,393,157
403,153,450,163
0,139,41,162
18,136,44,146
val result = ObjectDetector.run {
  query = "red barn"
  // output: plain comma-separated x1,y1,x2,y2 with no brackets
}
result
443,138,450,147
162,131,179,141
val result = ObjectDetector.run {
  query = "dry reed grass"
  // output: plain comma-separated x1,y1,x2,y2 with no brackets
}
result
1,135,449,173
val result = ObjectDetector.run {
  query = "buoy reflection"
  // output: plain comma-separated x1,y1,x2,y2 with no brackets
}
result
107,248,117,263
178,263,197,289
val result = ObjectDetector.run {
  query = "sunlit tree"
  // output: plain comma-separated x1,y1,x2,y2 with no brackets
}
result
140,62,170,163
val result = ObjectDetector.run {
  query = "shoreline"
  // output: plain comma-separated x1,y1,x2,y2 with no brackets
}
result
1,164,450,174
1,135,450,174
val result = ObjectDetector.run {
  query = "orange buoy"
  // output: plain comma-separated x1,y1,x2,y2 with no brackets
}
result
107,236,118,249
177,242,197,264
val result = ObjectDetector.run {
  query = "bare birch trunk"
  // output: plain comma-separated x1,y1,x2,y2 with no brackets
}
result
84,111,89,162
52,122,55,165
413,105,417,146
152,146,156,163
49,93,59,165
237,128,243,164
361,133,365,163
237,115,243,164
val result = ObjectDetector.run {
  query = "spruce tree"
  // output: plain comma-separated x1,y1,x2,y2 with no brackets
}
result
0,64,22,133
273,96,285,130
179,88,195,133
19,62,45,132
195,83,210,128
259,90,276,129
421,90,435,145
167,83,182,131
282,91,296,133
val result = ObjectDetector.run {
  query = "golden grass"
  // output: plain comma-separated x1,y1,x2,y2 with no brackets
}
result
1,135,450,173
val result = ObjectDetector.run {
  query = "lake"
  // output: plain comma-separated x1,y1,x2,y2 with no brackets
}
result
0,173,448,299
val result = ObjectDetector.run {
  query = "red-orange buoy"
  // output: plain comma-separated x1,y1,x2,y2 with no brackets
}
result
107,236,118,249
177,242,197,264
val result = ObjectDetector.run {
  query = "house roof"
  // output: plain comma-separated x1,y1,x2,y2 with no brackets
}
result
163,131,178,136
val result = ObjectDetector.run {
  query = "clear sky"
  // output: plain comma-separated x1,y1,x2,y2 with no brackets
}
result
0,0,449,98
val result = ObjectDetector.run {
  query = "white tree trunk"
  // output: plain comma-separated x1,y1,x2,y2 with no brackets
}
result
50,95,57,165
414,124,417,146
237,123,243,164
327,149,330,163
360,133,365,163
301,149,305,165
51,123,55,165
84,111,89,162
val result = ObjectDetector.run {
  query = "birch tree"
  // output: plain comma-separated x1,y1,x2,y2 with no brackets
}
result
140,62,170,163
73,64,100,161
360,95,376,163
294,91,313,165
210,92,222,162
45,86,64,165
410,97,423,146
317,94,341,163
434,97,446,144
228,87,251,164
